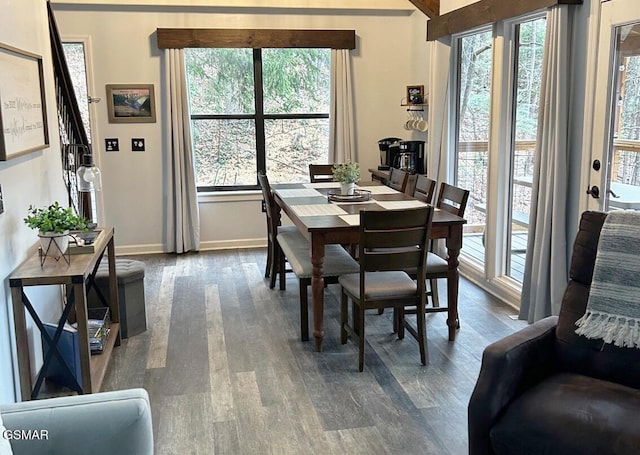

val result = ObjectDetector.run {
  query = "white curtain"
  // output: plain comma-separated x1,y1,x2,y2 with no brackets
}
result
520,6,571,322
427,37,452,185
163,48,200,253
329,49,356,163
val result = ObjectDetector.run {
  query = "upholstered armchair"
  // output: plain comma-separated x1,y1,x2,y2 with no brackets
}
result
468,211,640,455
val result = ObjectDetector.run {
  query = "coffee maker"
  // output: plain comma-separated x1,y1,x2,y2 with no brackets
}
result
377,137,402,170
397,140,426,174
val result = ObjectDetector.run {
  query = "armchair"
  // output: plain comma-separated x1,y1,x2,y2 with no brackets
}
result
0,388,153,455
468,211,640,455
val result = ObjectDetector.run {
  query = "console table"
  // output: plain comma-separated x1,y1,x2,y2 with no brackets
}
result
10,227,120,400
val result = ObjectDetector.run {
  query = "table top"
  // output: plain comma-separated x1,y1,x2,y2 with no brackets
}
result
9,227,113,285
609,181,640,210
274,182,466,232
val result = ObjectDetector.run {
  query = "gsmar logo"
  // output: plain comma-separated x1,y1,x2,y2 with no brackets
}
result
2,429,49,440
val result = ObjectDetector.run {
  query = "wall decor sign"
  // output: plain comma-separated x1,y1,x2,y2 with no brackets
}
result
0,43,49,161
106,84,156,123
406,85,425,105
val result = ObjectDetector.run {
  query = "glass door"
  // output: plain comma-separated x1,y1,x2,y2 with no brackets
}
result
589,0,640,213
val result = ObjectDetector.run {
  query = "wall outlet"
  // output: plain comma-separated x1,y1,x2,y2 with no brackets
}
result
105,138,119,151
132,138,145,152
0,184,4,215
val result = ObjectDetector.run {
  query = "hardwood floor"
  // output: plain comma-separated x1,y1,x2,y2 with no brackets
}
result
101,248,526,455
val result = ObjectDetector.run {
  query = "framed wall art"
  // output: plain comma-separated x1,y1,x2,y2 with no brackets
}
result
106,84,156,123
0,42,49,161
406,85,425,105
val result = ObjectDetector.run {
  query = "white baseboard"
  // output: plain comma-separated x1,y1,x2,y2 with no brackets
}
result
115,238,267,256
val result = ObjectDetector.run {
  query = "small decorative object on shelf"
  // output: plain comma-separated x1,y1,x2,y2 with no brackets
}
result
332,161,360,195
405,84,425,105
23,201,88,266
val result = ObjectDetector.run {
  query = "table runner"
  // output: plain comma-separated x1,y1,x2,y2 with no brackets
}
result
575,210,640,349
275,188,323,198
291,204,347,217
376,200,428,210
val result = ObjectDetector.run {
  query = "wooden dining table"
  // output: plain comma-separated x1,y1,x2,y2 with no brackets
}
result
273,181,467,352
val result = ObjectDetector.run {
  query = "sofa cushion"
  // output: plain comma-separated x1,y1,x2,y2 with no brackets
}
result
0,411,13,454
490,372,640,455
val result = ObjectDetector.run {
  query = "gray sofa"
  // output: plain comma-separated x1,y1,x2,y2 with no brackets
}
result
0,388,153,455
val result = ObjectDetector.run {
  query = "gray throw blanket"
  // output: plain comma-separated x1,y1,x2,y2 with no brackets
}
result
575,210,640,348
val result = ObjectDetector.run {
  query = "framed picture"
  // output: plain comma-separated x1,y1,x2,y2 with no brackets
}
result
406,85,425,105
0,43,49,161
106,84,156,123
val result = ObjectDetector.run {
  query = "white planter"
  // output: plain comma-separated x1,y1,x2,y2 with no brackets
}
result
38,231,70,259
340,182,356,196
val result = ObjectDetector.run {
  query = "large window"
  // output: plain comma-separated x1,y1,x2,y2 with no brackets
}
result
452,14,547,296
185,48,331,190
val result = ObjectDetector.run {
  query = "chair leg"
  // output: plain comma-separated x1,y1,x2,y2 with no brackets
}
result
378,308,384,315
278,244,286,291
416,300,427,366
429,279,439,307
300,279,309,342
265,238,273,278
270,242,280,289
358,303,366,372
398,307,405,340
340,290,348,344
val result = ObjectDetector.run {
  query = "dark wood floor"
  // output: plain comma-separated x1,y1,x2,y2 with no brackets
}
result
101,248,526,455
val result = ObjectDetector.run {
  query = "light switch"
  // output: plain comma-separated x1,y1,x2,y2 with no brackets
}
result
105,138,119,152
132,138,145,152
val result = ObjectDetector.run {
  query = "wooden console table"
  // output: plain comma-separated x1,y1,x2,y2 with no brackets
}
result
10,227,120,400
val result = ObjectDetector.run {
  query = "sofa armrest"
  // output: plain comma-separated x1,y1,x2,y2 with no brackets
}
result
0,388,153,455
468,316,558,455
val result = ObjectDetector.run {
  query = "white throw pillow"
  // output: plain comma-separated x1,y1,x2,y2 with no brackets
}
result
0,412,13,455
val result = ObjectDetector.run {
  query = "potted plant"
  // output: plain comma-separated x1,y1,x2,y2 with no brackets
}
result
24,202,88,259
332,161,360,195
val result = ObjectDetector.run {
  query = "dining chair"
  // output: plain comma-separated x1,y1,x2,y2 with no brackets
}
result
412,175,437,204
338,206,434,371
308,164,336,183
386,168,409,192
427,182,469,307
257,171,301,288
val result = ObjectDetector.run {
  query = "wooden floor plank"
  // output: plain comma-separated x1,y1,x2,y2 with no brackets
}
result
102,248,527,454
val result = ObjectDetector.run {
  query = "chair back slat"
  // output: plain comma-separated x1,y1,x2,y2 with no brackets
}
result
387,168,409,192
436,182,470,217
258,172,278,233
413,175,437,204
309,164,336,183
359,207,433,276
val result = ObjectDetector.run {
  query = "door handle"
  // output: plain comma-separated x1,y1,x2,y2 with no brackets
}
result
586,185,600,199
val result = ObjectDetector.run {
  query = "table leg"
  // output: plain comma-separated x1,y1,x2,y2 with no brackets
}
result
10,284,32,401
310,234,326,352
445,226,463,341
73,280,93,393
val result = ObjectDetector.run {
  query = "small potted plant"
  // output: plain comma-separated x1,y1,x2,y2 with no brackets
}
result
24,202,88,259
332,161,360,195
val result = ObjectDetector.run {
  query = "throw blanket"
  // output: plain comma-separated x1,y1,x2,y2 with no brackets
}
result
575,211,640,349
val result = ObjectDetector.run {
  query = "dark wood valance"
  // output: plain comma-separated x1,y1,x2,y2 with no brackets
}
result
408,0,440,19
157,28,356,50
427,0,582,41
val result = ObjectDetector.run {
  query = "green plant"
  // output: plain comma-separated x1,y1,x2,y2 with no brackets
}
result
332,161,360,184
24,202,88,234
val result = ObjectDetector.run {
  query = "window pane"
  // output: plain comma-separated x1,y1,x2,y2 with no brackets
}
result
191,119,257,186
265,118,330,183
262,48,330,114
62,43,91,142
508,18,546,282
185,48,255,115
456,30,493,263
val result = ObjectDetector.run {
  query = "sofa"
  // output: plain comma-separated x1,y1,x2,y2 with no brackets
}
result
0,388,153,455
468,211,640,455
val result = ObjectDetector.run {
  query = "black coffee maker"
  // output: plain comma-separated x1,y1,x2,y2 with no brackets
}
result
378,137,402,170
398,140,426,174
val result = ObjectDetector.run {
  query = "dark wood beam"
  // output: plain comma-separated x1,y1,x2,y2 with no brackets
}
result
157,28,356,50
408,0,439,19
427,0,582,41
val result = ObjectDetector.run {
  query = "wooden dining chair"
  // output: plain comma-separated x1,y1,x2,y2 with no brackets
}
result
257,171,301,288
413,175,437,204
386,168,409,192
308,164,336,183
338,206,434,371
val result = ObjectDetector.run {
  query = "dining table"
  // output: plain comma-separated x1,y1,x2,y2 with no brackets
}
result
273,180,467,352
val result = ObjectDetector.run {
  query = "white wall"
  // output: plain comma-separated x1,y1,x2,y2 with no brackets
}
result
51,4,425,253
0,0,69,403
